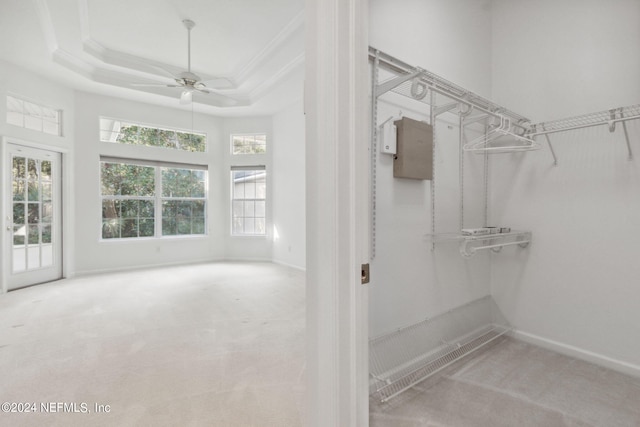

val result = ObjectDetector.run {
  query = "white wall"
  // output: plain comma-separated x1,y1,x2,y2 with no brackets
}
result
492,0,640,122
368,0,495,337
272,99,306,269
490,0,640,373
222,117,273,262
0,60,76,290
73,91,226,274
370,0,494,100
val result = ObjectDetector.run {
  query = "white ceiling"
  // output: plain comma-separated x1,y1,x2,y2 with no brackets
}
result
0,0,305,117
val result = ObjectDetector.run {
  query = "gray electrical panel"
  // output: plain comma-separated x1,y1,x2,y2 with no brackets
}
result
393,117,433,180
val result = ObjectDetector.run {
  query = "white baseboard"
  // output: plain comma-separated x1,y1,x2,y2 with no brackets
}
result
511,329,640,379
72,258,305,278
74,257,224,277
272,259,306,272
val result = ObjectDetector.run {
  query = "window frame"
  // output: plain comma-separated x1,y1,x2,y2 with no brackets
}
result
99,157,208,241
6,94,62,136
230,165,267,237
230,133,267,155
99,116,208,153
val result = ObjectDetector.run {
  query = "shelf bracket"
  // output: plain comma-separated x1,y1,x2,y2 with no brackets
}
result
537,124,558,166
433,101,459,117
462,112,490,127
608,109,618,132
376,69,424,98
620,110,634,160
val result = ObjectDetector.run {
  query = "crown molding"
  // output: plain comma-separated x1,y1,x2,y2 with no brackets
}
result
33,0,59,53
250,52,305,100
235,10,305,83
52,49,94,79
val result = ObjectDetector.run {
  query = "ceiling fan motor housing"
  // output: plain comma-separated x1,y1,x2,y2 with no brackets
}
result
177,71,201,87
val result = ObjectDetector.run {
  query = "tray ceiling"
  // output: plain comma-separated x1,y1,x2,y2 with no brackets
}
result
0,0,305,116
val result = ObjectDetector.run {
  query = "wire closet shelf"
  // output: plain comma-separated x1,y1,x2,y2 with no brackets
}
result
369,296,511,403
529,104,640,162
370,47,533,138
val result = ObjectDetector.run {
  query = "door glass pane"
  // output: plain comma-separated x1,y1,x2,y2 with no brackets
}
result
13,181,26,201
28,182,39,201
42,225,52,244
13,203,25,224
13,157,26,178
28,203,40,223
28,159,38,180
42,182,52,201
13,225,26,246
41,161,51,180
42,203,52,222
28,225,40,244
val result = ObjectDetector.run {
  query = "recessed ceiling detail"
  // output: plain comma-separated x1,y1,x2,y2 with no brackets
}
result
29,0,304,110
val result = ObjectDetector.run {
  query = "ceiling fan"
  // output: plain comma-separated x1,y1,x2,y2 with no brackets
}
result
132,19,236,105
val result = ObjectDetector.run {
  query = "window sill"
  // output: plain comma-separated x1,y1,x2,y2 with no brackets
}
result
99,234,208,243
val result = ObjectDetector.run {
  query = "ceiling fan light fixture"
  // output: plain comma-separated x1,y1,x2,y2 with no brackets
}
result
180,90,193,104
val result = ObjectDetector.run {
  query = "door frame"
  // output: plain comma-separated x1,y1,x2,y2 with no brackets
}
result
305,0,370,425
1,136,72,293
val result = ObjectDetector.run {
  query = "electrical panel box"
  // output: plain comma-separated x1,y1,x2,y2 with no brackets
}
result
393,117,433,180
380,121,397,154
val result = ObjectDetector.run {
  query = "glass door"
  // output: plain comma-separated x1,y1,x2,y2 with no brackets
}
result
6,144,62,290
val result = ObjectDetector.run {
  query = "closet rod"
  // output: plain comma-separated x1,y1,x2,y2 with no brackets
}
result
369,47,532,132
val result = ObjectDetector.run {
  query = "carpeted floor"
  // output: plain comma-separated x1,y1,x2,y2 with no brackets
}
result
0,262,305,427
370,337,640,427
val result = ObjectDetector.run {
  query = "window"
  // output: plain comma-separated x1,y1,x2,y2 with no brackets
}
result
161,168,207,236
100,158,207,239
99,117,206,152
231,166,266,236
6,95,62,136
231,134,266,155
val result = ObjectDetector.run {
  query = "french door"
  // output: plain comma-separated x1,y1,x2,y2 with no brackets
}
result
5,143,62,290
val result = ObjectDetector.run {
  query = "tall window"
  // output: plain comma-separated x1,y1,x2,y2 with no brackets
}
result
99,117,206,152
231,166,266,236
100,158,207,239
6,95,62,136
101,162,155,239
161,168,206,236
231,134,266,155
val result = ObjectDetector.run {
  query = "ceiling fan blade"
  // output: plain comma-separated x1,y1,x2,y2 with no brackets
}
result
193,87,238,106
132,83,182,88
180,90,193,104
146,64,180,80
198,77,235,89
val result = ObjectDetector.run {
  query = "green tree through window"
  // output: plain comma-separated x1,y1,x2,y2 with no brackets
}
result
100,161,207,239
99,118,206,152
